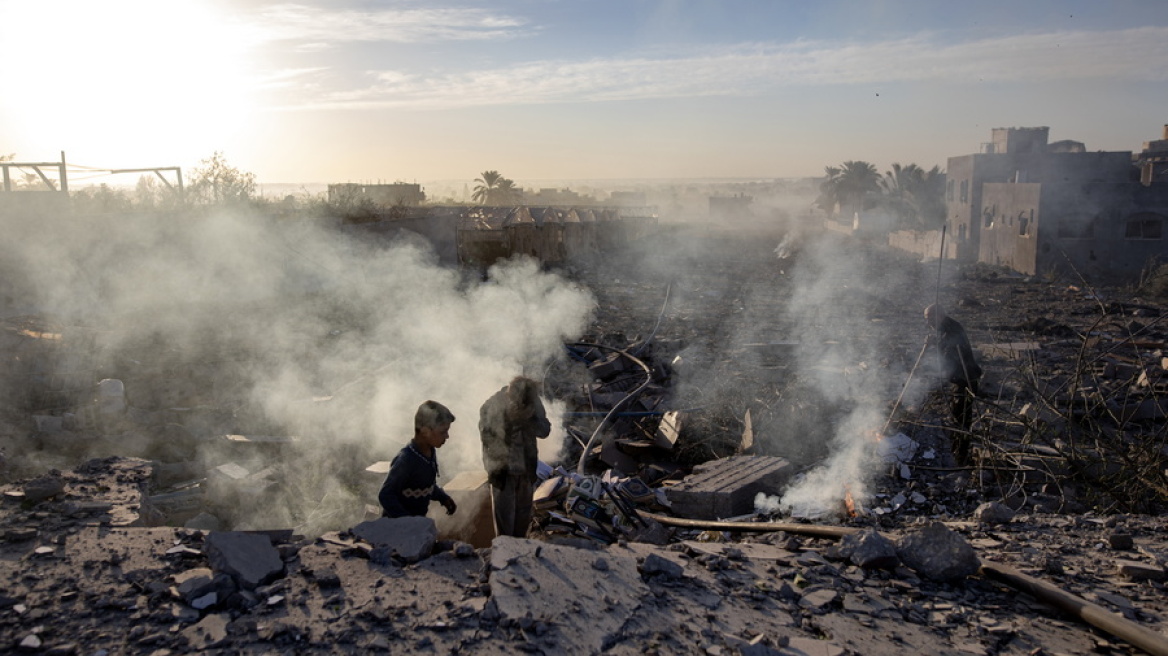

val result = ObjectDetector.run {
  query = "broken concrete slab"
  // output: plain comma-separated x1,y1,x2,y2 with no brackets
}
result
204,531,284,590
488,536,647,653
351,516,437,563
664,454,792,520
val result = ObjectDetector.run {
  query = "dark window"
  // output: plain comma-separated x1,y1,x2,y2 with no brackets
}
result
1018,213,1029,236
1125,213,1164,240
959,180,969,204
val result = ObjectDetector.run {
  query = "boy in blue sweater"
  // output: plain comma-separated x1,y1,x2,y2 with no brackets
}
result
378,400,458,518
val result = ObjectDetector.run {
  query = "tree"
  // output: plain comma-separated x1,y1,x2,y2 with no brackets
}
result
879,163,946,228
816,161,880,217
188,152,256,205
472,170,521,206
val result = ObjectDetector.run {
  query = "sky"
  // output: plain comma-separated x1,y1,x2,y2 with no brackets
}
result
3,0,1168,186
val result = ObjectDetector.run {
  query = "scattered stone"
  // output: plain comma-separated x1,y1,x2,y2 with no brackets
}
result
1108,533,1134,550
23,474,65,503
896,523,980,582
640,553,684,579
204,532,284,590
974,501,1015,525
1116,559,1167,582
837,528,899,570
351,516,437,563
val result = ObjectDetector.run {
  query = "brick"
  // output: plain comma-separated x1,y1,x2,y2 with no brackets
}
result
664,455,792,520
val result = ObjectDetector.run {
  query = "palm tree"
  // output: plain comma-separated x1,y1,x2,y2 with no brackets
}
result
494,177,522,205
473,170,503,205
815,166,842,215
473,170,523,205
818,161,880,217
879,163,946,228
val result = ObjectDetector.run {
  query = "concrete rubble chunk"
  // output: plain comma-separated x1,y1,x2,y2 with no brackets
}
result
23,474,66,503
204,531,284,591
1108,533,1134,550
488,536,647,652
664,455,793,520
172,567,216,603
351,516,437,563
974,501,1016,525
798,587,839,611
896,522,980,582
838,528,899,570
639,552,684,579
1115,559,1167,582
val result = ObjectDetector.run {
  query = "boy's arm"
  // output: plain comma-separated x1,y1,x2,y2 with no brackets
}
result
432,486,457,515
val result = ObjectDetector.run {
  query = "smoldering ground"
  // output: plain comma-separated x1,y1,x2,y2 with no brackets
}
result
0,208,595,535
598,219,943,517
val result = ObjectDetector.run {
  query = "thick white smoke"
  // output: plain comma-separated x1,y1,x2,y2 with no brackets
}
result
772,232,928,517
0,207,595,534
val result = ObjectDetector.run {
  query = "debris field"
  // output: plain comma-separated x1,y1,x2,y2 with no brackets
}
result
3,222,1168,655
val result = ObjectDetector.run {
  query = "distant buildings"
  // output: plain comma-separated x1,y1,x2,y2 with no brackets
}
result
328,182,425,207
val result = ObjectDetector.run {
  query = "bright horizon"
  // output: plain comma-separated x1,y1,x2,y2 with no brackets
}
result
3,0,1167,187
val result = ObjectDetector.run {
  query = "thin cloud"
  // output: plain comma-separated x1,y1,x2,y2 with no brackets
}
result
270,26,1168,111
254,3,529,43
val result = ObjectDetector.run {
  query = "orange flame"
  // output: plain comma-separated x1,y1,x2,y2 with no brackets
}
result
843,486,857,518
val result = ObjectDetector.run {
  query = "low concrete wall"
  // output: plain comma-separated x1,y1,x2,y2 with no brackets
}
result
888,229,948,260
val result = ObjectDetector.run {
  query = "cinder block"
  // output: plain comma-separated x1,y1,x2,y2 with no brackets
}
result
664,455,792,520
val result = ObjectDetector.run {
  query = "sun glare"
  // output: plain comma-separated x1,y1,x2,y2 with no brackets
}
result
0,0,257,167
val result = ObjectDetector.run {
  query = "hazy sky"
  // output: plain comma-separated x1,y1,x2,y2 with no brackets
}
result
3,0,1167,185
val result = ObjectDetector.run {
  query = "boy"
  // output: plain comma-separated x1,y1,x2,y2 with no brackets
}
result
378,400,458,518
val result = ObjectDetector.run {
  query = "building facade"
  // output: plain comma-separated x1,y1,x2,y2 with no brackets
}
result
945,126,1168,280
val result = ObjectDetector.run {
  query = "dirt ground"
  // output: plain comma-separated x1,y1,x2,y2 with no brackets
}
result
3,220,1168,655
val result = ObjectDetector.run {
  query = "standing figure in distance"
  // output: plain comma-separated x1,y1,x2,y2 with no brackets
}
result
479,376,551,537
378,400,458,518
925,304,983,464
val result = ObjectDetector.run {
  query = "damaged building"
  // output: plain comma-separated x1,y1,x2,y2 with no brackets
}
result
944,125,1168,280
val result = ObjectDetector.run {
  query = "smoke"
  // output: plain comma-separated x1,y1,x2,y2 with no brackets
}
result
0,208,594,535
766,232,931,517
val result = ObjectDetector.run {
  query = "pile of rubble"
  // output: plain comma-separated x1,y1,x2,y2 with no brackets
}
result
4,224,1168,654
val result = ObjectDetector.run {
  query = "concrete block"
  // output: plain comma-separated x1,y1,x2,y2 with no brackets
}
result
663,455,793,520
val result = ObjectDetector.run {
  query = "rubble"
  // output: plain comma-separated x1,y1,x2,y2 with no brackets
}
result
4,225,1168,654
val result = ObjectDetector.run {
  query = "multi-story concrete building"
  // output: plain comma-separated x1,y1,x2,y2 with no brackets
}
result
945,126,1168,280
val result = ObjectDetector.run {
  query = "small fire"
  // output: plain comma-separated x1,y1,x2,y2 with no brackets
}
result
843,485,857,518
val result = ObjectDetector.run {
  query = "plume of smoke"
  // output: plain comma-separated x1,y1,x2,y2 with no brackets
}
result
0,208,594,535
772,233,926,515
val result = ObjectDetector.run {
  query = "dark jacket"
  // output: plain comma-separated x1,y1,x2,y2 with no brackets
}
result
934,316,983,388
378,444,453,518
479,385,551,478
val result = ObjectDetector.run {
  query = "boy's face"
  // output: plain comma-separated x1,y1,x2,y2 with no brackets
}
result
418,422,451,450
